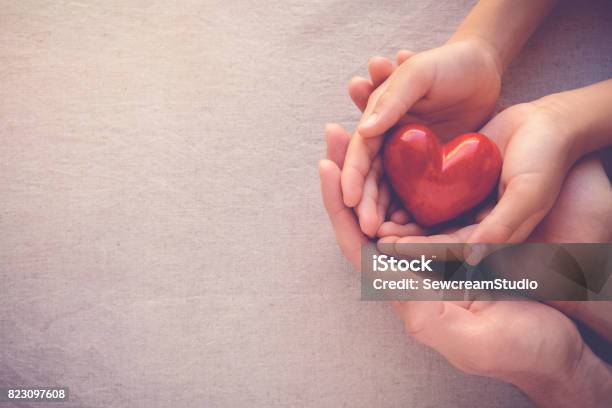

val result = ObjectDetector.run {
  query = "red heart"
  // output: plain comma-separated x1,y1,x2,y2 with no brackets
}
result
383,124,502,227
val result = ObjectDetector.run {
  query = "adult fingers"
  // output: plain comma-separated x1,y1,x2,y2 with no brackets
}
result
320,160,367,269
325,123,351,167
321,123,368,268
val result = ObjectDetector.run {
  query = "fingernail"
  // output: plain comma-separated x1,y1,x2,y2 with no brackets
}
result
465,244,486,266
361,113,378,129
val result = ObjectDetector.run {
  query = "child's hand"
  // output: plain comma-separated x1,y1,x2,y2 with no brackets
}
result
349,63,612,250
375,102,576,248
342,38,502,235
378,100,611,263
465,91,612,254
464,102,577,245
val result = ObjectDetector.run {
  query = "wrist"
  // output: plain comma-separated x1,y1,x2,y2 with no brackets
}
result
449,0,558,73
533,80,612,161
515,345,612,407
447,33,504,77
530,93,584,168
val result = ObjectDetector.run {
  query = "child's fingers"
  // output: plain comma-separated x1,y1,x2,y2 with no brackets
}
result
349,56,397,113
348,76,374,112
396,49,416,65
390,208,411,224
357,61,432,138
342,59,429,205
341,132,384,207
325,123,351,167
386,198,399,218
377,180,392,231
368,56,394,87
356,157,384,237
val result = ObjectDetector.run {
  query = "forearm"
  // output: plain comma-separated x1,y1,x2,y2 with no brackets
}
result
516,344,612,407
536,79,612,164
449,0,558,72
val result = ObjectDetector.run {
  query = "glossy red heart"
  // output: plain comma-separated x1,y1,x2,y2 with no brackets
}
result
383,124,502,227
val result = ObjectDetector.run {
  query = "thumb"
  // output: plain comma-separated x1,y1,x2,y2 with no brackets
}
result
464,174,558,263
394,301,487,372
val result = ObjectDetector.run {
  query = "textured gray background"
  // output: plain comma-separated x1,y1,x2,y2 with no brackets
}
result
1,1,611,407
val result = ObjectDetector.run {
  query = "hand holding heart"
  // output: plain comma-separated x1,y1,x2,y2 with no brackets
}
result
319,124,609,408
342,40,502,236
323,0,612,403
321,61,612,406
345,51,591,251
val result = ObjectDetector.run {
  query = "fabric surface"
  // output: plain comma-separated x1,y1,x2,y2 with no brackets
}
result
1,1,611,407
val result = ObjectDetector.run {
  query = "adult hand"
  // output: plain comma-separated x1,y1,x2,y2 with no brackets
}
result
319,123,612,407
